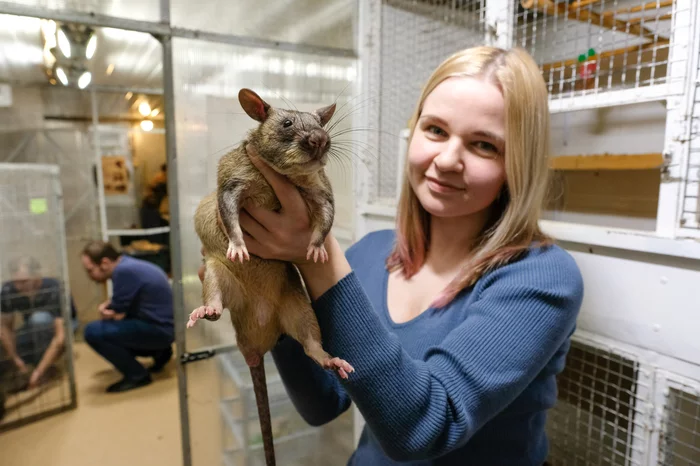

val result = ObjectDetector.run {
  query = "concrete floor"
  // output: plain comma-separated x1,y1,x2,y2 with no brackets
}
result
0,342,185,466
0,341,355,466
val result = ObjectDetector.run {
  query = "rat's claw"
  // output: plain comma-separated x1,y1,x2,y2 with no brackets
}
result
306,244,328,264
227,241,249,263
187,305,223,328
323,357,355,380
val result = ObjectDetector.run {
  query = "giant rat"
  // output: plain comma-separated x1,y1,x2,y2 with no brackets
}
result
187,88,354,466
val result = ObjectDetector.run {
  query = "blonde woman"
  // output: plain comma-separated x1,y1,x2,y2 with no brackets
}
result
218,46,584,464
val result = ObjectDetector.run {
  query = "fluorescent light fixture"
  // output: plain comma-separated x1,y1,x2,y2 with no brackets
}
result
86,34,97,59
57,28,71,58
78,71,92,89
56,67,68,85
138,101,151,116
140,120,154,131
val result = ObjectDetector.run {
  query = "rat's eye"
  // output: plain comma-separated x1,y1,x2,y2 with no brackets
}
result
283,119,292,128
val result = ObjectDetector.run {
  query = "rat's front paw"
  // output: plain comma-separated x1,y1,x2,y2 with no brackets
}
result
227,240,250,263
187,305,223,328
322,357,355,380
306,243,328,263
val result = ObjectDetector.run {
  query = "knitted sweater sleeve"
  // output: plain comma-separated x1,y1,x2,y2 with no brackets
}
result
312,251,584,462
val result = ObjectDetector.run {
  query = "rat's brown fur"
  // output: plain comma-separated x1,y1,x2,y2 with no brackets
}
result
187,89,354,466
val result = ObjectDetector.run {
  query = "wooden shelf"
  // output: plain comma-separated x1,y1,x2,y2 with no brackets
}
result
550,153,664,171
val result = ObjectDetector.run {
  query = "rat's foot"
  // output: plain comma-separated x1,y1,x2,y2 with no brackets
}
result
322,357,355,380
226,240,249,263
306,243,328,263
186,305,223,328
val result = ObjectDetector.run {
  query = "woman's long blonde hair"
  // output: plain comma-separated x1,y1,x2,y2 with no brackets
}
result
386,45,553,308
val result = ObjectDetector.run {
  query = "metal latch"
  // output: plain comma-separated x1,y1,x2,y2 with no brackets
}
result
180,349,216,365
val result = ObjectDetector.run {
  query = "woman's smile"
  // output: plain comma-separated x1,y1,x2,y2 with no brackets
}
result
425,176,465,194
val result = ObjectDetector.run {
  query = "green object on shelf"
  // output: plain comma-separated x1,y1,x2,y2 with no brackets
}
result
588,48,596,57
578,53,586,63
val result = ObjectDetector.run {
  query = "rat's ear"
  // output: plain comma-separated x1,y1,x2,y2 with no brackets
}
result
239,88,270,122
316,102,336,127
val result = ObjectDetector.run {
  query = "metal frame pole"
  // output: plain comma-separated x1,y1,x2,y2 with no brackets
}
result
52,165,79,411
158,0,192,463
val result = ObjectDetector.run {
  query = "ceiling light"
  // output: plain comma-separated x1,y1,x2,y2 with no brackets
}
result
106,64,114,75
86,34,97,59
125,92,133,100
57,28,71,58
78,71,92,89
150,109,160,117
138,101,151,116
56,67,68,85
140,120,154,131
41,20,57,48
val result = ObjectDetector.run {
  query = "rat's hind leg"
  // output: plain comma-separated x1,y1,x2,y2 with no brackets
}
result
187,258,227,328
279,291,354,379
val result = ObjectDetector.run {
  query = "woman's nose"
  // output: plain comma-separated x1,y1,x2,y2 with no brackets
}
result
434,142,464,172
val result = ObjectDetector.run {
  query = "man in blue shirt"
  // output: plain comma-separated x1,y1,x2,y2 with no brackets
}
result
0,256,78,390
80,241,174,393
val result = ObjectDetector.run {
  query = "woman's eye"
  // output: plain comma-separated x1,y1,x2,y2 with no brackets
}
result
475,141,499,154
426,125,446,136
283,119,293,128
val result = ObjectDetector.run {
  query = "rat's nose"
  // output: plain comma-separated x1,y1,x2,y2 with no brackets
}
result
302,130,329,157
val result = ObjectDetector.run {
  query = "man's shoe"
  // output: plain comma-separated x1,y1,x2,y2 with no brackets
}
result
149,346,173,373
106,375,152,393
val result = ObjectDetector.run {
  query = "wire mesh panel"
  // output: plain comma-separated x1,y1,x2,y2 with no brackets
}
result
169,0,355,50
545,338,650,465
172,36,358,466
363,0,489,202
677,15,700,233
0,163,77,432
657,374,700,466
515,0,691,111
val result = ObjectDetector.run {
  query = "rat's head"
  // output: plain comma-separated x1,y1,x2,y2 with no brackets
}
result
239,88,336,176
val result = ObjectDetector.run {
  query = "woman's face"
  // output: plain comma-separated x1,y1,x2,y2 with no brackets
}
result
407,76,507,220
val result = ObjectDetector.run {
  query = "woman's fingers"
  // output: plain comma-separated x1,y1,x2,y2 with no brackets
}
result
242,232,268,259
239,210,268,239
241,201,277,230
246,144,308,219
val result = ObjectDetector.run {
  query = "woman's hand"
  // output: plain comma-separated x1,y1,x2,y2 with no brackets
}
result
239,144,322,265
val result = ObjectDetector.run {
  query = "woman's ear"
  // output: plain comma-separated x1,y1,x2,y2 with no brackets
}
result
239,88,271,122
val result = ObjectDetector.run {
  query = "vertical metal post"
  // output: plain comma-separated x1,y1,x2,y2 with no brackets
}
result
484,0,514,49
53,166,78,410
159,0,192,463
91,89,108,243
657,0,696,237
91,89,113,298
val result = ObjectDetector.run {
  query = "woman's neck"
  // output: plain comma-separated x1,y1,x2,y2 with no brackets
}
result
424,210,489,275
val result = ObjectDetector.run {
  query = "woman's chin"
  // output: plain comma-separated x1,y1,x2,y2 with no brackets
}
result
419,197,464,218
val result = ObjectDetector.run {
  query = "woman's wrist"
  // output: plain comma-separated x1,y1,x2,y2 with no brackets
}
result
297,234,352,301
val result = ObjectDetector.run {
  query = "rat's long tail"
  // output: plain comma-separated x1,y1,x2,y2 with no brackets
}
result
249,363,276,466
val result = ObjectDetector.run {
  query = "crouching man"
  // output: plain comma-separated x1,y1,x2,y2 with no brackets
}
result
80,241,174,393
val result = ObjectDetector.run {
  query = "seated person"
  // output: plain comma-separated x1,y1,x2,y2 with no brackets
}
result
80,240,174,393
0,256,78,390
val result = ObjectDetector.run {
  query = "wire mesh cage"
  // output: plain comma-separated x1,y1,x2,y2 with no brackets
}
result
0,163,77,432
657,374,700,466
545,338,651,466
514,0,687,108
171,36,359,465
361,0,696,207
363,0,490,203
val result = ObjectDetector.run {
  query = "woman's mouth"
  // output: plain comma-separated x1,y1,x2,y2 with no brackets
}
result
426,176,464,194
